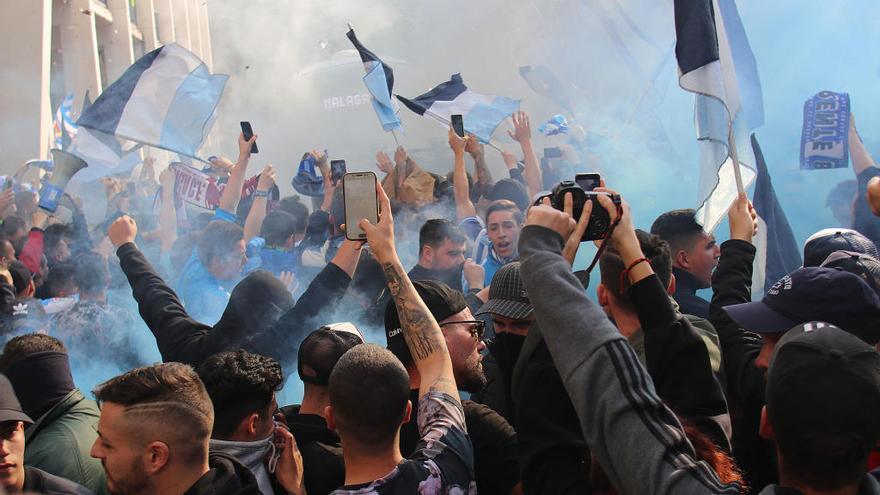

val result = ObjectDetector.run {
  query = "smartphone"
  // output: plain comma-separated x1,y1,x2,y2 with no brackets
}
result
544,147,563,159
451,114,465,138
331,160,347,186
342,172,379,241
575,173,601,191
239,121,259,154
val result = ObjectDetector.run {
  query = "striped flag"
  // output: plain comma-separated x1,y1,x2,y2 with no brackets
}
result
396,74,520,144
53,94,77,150
77,43,227,158
674,0,763,232
750,134,802,296
346,28,402,132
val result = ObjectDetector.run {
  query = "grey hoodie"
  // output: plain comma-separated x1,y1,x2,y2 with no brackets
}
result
518,225,740,494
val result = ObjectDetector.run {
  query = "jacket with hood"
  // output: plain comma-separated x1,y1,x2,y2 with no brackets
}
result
24,389,108,495
116,242,351,369
708,239,778,490
282,405,346,495
183,452,261,495
517,225,739,494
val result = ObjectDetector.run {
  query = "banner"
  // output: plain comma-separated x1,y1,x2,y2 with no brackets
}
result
800,91,850,170
170,163,222,210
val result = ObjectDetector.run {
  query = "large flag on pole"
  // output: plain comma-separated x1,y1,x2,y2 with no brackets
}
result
750,134,802,296
53,94,78,150
77,43,227,158
397,74,520,144
346,28,402,132
675,0,764,232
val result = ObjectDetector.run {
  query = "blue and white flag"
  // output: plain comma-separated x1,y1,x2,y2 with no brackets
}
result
539,114,569,136
675,0,763,232
53,94,77,150
800,91,850,170
346,28,402,133
77,43,227,158
67,127,142,182
397,74,520,144
750,134,802,297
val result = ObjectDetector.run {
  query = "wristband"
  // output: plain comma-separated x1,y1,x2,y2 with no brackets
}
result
619,257,649,296
254,189,270,198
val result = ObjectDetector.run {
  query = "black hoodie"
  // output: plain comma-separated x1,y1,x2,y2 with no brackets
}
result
116,242,352,369
183,452,260,495
282,405,345,495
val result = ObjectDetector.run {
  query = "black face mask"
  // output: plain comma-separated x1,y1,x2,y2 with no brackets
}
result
490,332,527,383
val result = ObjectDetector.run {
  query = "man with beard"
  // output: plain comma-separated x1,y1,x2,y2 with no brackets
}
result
90,362,300,495
385,280,522,495
408,219,469,292
472,262,534,421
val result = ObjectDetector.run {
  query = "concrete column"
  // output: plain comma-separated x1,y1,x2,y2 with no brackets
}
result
59,0,102,108
187,0,203,58
198,0,213,68
154,0,174,45
135,0,159,50
0,0,53,169
101,0,135,84
172,0,191,50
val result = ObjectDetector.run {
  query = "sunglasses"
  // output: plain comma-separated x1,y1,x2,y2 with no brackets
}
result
439,320,486,342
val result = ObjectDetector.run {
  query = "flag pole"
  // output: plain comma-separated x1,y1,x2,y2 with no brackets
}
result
728,126,745,194
391,129,401,147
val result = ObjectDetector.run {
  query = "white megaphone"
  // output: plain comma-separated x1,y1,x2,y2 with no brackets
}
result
38,149,88,212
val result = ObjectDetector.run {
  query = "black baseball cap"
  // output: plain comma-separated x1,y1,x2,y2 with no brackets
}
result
820,250,880,294
486,179,530,212
385,280,467,366
766,322,880,456
297,323,364,386
476,262,533,320
723,267,880,344
0,373,32,424
803,228,879,267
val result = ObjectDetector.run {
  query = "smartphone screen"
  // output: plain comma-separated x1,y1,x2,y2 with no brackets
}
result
575,173,601,191
239,121,259,153
544,147,563,159
451,114,465,138
343,172,379,240
331,160,347,186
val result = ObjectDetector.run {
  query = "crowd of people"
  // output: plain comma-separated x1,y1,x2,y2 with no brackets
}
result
0,109,879,495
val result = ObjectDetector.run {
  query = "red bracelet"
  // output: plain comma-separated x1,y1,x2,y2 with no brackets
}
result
619,257,649,296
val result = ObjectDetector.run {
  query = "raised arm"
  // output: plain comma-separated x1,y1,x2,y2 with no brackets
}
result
449,128,477,221
519,201,739,495
466,139,493,198
850,114,876,176
508,111,543,198
361,182,459,401
243,165,275,242
108,216,213,366
218,132,257,213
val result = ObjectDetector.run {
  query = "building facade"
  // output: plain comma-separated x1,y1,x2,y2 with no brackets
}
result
0,0,214,174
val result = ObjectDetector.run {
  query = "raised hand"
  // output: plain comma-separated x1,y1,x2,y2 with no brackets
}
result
448,126,469,156
108,215,138,247
465,137,483,156
559,192,594,266
507,111,532,143
501,150,519,171
728,191,758,242
257,164,277,191
394,146,408,167
272,426,306,495
358,182,396,263
278,271,298,293
238,131,257,161
463,258,486,289
527,201,576,240
376,151,393,174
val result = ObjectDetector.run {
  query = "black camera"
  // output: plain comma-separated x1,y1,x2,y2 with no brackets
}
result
534,179,619,241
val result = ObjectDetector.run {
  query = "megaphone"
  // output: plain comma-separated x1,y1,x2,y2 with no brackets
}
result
39,149,87,212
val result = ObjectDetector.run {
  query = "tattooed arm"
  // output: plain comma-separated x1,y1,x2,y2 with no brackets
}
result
359,182,460,402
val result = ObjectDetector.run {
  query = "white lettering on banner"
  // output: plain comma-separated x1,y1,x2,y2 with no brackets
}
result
170,162,212,209
323,93,371,110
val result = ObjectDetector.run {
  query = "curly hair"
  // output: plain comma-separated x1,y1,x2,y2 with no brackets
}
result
197,350,284,438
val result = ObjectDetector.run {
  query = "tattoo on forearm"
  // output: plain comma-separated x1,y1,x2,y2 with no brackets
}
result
382,262,440,361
